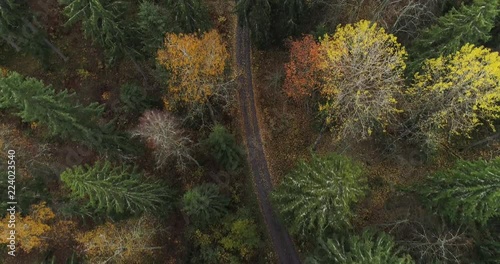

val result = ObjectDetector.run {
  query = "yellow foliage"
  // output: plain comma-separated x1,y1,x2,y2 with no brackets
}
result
410,44,500,140
318,20,407,140
157,30,229,107
0,202,55,253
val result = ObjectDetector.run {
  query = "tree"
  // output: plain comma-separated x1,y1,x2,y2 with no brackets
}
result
164,0,210,33
182,184,229,227
408,44,500,150
0,71,133,153
219,218,262,262
416,158,500,225
307,230,414,264
61,160,173,215
204,124,244,172
236,0,272,48
271,154,367,237
283,34,320,101
136,1,173,56
0,0,67,62
408,0,500,75
59,0,135,63
0,202,55,253
318,20,407,140
157,30,230,109
76,215,163,263
132,110,195,170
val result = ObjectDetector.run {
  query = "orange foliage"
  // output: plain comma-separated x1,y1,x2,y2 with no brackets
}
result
157,30,229,107
283,35,320,101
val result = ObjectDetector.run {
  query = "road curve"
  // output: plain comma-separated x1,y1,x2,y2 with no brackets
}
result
235,24,302,264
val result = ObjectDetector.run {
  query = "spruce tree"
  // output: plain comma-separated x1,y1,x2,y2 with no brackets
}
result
204,125,244,172
308,230,414,264
182,183,229,227
271,154,367,237
408,0,500,75
417,158,500,225
61,161,173,215
136,1,172,56
164,0,210,33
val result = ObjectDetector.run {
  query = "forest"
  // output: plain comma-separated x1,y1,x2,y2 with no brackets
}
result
0,0,499,263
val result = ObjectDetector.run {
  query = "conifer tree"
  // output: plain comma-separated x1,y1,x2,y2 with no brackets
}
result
204,125,244,172
308,230,414,264
417,158,500,225
61,161,173,215
271,154,367,237
136,1,172,56
408,0,500,75
182,183,229,227
164,0,210,33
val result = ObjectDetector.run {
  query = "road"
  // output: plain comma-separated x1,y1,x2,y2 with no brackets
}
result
235,24,302,264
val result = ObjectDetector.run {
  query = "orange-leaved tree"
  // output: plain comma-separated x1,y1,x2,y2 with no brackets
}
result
283,35,321,101
157,30,229,109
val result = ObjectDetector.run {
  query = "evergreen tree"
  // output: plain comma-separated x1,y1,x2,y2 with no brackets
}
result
182,184,229,227
204,125,245,172
417,158,500,225
271,154,367,237
307,230,414,264
0,71,102,143
61,160,173,215
408,0,500,75
136,1,173,56
236,0,272,48
164,0,210,33
59,0,136,63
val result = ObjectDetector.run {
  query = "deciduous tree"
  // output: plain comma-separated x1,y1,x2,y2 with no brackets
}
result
408,44,500,150
76,215,163,263
283,35,320,101
417,158,500,225
132,110,195,170
318,20,407,140
157,30,229,109
271,154,367,237
61,160,173,215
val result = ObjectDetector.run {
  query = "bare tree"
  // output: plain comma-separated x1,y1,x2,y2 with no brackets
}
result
132,110,197,170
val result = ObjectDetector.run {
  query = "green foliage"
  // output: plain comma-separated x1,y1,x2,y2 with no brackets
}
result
118,83,150,115
164,0,210,33
190,210,262,263
61,160,173,215
59,0,136,63
136,1,173,56
271,154,367,237
408,0,500,75
0,0,50,61
307,230,414,264
417,158,500,225
237,0,272,48
479,231,500,264
182,184,229,227
204,125,245,172
0,71,102,142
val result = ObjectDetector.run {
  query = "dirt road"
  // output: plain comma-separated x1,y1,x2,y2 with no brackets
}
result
236,25,302,264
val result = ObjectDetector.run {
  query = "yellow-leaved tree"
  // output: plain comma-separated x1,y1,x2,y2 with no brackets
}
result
0,202,54,253
157,30,230,111
318,20,407,140
76,215,163,263
408,44,500,150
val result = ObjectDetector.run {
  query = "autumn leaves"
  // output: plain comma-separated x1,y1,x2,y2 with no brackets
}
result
283,20,500,152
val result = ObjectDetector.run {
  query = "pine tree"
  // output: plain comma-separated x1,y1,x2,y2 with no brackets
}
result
271,154,367,237
0,71,103,144
182,184,229,227
204,125,244,172
417,158,500,225
307,230,414,264
408,0,500,75
59,0,135,63
164,0,210,33
61,160,173,215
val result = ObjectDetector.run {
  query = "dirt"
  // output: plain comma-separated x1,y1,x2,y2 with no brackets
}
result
236,25,301,264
